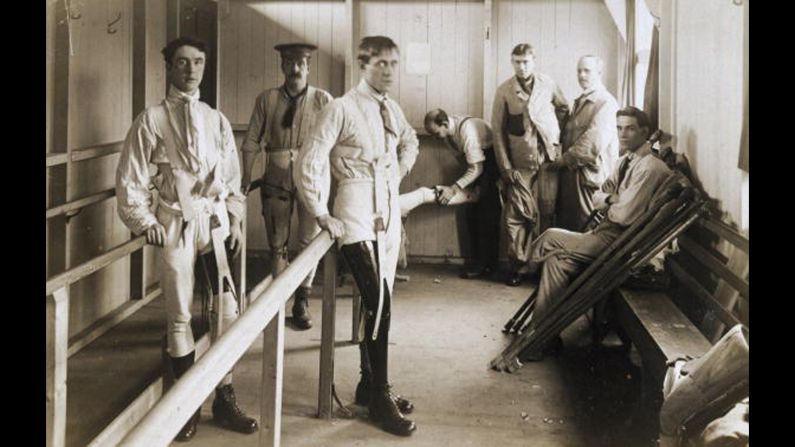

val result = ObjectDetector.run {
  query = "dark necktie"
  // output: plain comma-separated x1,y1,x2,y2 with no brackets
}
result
281,86,307,128
378,99,397,138
617,156,632,188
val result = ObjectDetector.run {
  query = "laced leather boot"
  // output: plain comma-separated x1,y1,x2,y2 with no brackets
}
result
292,286,313,330
212,384,259,434
170,352,201,442
355,371,414,414
369,385,417,436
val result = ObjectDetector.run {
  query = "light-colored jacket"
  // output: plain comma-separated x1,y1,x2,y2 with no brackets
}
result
491,74,569,174
116,86,245,237
294,80,419,293
561,86,619,188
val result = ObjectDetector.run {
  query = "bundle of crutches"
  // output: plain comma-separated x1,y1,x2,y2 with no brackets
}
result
491,170,708,372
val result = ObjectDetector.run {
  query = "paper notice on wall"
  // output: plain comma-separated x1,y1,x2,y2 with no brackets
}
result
406,42,431,75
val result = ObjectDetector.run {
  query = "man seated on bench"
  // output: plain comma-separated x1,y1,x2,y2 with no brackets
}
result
521,107,671,361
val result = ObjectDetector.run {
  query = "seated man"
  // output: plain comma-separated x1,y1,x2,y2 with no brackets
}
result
520,107,670,360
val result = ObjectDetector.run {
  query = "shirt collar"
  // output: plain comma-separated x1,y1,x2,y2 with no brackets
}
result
167,85,200,104
281,84,308,100
357,79,389,103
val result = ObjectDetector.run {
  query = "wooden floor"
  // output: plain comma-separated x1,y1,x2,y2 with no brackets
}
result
66,262,655,447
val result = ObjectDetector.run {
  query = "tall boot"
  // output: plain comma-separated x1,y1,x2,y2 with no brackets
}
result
355,342,414,414
212,384,259,434
366,312,416,437
170,352,201,442
292,286,313,330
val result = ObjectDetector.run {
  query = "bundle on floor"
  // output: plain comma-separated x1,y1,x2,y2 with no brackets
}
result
491,171,708,373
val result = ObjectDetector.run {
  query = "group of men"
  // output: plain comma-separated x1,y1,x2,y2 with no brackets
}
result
115,33,669,441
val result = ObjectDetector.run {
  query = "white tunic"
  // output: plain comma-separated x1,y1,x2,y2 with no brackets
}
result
295,80,419,292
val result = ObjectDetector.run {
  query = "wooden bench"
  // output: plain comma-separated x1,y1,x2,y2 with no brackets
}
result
612,213,749,438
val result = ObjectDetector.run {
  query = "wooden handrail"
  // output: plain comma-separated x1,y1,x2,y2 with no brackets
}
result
119,231,334,446
46,141,124,167
46,237,146,296
46,188,116,219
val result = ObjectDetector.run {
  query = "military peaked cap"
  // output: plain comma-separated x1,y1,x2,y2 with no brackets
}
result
274,43,317,58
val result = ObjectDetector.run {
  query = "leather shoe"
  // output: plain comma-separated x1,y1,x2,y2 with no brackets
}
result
212,384,259,434
292,287,313,330
175,410,200,442
369,387,416,436
459,265,494,280
506,271,523,287
355,376,414,414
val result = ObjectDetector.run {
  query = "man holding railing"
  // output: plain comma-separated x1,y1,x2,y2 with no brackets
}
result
240,43,334,331
519,107,670,361
116,36,258,441
295,35,417,437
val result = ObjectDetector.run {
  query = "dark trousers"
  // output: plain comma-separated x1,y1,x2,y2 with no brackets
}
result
459,149,501,270
341,242,392,388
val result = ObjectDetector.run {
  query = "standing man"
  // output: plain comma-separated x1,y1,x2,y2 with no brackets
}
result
556,55,619,231
295,36,417,437
491,43,569,286
424,108,500,279
240,43,334,330
520,107,671,360
116,36,258,441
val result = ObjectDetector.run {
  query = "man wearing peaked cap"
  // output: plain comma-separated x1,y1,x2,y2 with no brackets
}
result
240,42,333,331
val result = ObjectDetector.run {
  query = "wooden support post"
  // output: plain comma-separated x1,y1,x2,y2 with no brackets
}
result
259,303,285,447
351,282,361,344
130,0,147,302
318,248,337,419
238,211,248,313
46,288,69,447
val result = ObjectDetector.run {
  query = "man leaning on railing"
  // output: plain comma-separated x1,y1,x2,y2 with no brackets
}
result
115,36,258,442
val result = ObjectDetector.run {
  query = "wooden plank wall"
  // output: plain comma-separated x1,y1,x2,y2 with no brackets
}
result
46,0,168,336
668,0,745,225
490,0,620,108
65,0,134,335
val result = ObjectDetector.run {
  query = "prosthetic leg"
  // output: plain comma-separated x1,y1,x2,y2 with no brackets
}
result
342,242,416,437
200,231,260,436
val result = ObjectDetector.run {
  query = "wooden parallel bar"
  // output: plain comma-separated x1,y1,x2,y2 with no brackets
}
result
668,259,743,329
678,234,749,300
260,304,285,447
46,141,124,167
318,248,338,419
699,217,748,254
86,334,211,447
119,232,334,446
67,287,162,357
47,153,69,167
46,237,147,296
45,188,115,219
71,142,124,162
46,288,69,447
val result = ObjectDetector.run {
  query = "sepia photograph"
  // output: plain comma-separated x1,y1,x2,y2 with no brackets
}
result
46,0,749,446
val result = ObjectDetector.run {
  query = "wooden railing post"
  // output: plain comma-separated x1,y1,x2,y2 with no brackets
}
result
46,287,69,447
318,248,337,419
351,282,361,344
259,303,285,447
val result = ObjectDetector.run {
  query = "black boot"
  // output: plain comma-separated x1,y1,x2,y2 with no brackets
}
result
354,346,414,414
170,352,201,442
369,385,417,437
212,384,259,434
292,286,313,330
